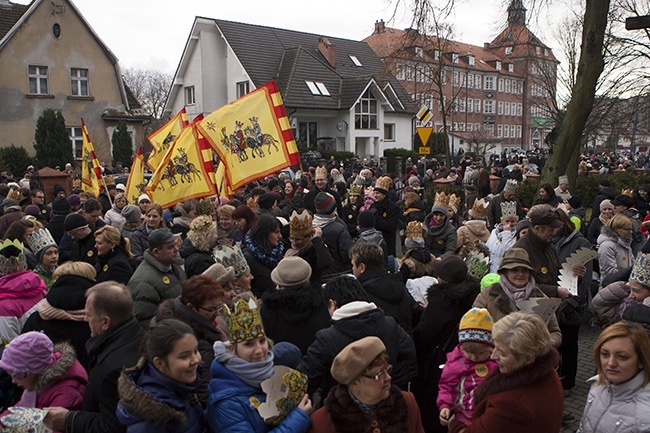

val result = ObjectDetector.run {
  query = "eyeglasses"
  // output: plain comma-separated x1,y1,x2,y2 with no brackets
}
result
199,305,221,314
361,364,393,381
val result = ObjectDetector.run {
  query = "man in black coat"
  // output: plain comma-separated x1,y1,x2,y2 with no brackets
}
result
45,282,144,433
298,275,417,405
371,176,401,256
46,197,71,245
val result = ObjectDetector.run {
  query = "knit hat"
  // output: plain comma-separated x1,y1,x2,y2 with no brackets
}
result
515,219,532,238
271,256,312,288
66,194,80,208
630,253,650,289
203,262,236,286
64,213,89,232
558,175,568,185
52,197,72,214
213,244,250,278
222,298,265,344
480,273,500,291
121,204,142,223
567,195,582,209
187,215,217,252
357,211,375,229
433,255,467,284
639,184,650,193
331,336,386,385
599,199,614,211
24,205,40,218
407,176,420,186
314,192,336,214
257,193,277,210
53,184,66,196
611,194,634,208
138,194,152,204
498,248,534,272
458,308,494,346
0,332,54,377
273,342,303,369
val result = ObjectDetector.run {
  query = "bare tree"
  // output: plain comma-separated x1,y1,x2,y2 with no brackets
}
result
123,68,172,119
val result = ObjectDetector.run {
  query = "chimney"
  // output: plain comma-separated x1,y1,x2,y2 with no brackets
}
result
484,42,490,49
374,19,386,34
319,37,336,68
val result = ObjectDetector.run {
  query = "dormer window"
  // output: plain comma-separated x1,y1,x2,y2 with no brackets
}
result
505,46,513,55
535,46,541,55
415,47,423,57
434,50,440,60
508,63,514,72
495,61,501,71
468,55,475,66
452,53,459,64
544,48,549,57
305,81,330,96
349,55,363,67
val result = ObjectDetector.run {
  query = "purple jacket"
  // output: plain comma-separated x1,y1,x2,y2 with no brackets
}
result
437,344,498,425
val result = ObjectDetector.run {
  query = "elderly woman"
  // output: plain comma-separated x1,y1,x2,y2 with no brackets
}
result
449,312,563,432
216,205,238,245
310,336,424,433
577,321,650,432
473,248,562,348
597,213,635,283
104,193,128,228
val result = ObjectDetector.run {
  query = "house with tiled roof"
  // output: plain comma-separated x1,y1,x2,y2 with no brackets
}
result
164,17,416,158
364,0,557,154
0,0,150,170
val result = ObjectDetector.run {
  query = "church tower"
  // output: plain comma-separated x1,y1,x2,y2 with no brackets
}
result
507,0,527,27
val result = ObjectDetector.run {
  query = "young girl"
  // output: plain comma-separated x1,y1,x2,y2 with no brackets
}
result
117,319,204,433
27,228,59,290
437,308,498,427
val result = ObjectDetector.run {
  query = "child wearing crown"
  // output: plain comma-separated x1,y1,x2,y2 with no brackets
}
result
423,192,457,258
206,298,313,433
485,201,519,273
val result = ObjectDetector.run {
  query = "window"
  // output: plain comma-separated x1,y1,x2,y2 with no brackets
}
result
484,76,494,91
544,48,549,57
505,46,513,55
68,126,83,160
475,99,481,113
475,75,481,89
497,124,503,137
508,63,514,73
406,64,415,81
184,86,195,105
28,65,48,94
237,81,250,98
505,102,510,116
305,81,330,96
484,100,494,114
535,46,541,55
495,61,501,71
395,63,405,80
298,122,318,147
422,94,433,109
452,53,459,64
468,73,474,88
434,50,440,60
485,124,494,135
498,78,504,92
505,79,511,93
517,103,522,116
70,68,88,96
504,125,509,138
349,55,363,67
517,125,522,137
468,55,475,66
511,125,516,137
466,123,472,131
467,98,473,113
415,47,423,57
458,123,465,131
354,89,378,130
474,123,480,131
384,123,395,141
497,101,503,115
459,98,466,112
453,71,459,87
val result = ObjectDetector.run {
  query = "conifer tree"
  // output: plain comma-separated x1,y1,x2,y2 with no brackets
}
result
34,108,73,168
112,120,133,167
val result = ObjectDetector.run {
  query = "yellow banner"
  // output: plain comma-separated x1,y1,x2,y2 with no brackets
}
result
81,119,102,197
125,146,145,205
147,108,189,171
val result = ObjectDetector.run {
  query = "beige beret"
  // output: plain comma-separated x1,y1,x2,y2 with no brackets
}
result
330,336,386,385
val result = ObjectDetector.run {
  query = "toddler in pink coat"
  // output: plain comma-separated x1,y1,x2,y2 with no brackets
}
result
437,308,498,426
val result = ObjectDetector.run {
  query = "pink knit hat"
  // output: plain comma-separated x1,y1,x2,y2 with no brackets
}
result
0,332,54,378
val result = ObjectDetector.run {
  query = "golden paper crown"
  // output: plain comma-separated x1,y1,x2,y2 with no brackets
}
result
469,198,488,220
405,221,423,239
622,188,634,197
500,201,518,218
289,209,313,237
448,194,461,213
315,166,328,178
433,191,450,208
246,197,259,212
6,190,21,203
222,298,266,344
348,184,363,196
374,176,392,192
213,244,249,278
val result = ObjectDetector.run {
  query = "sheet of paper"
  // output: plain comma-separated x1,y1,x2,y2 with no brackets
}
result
557,247,598,296
257,366,307,424
518,297,563,325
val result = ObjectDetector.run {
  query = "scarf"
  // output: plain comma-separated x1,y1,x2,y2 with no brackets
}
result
37,299,86,321
213,341,275,388
284,241,313,258
313,213,336,229
244,234,284,268
599,214,610,226
499,273,536,307
348,387,377,417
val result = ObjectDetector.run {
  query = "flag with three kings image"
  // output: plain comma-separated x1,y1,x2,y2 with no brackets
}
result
80,118,103,197
197,81,300,190
146,107,189,171
145,115,216,209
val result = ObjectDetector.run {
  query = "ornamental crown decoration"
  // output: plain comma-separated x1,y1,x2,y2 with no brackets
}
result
0,239,27,277
621,188,634,197
433,191,450,208
221,298,266,344
469,199,488,220
374,176,392,192
503,179,518,193
213,244,249,278
448,194,461,214
630,253,650,289
289,209,313,237
26,228,57,255
315,166,328,178
405,221,423,239
348,184,363,196
500,201,518,218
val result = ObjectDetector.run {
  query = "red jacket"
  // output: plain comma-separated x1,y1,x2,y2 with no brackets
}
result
449,349,563,433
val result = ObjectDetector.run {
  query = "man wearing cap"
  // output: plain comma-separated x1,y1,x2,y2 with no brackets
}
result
58,199,105,263
44,282,144,433
61,213,97,265
303,166,343,217
98,184,117,215
590,179,617,222
127,228,186,329
372,176,401,257
46,197,72,244
314,192,353,277
486,180,524,230
514,205,579,299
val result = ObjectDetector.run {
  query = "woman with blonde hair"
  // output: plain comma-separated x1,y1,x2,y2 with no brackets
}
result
597,213,635,283
577,321,650,432
94,225,133,285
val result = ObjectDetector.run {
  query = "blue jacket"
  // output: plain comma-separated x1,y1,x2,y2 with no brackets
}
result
206,360,311,433
116,360,204,433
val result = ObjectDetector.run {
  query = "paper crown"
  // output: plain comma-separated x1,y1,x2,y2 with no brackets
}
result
503,179,518,193
213,244,250,278
222,298,266,344
558,175,568,185
0,239,27,277
315,166,328,178
374,176,392,193
246,197,259,212
26,228,57,255
621,188,634,197
348,184,363,196
500,201,518,218
6,190,21,203
630,253,650,288
289,209,313,237
465,251,490,280
448,194,461,213
433,191,451,208
405,221,423,239
259,367,309,426
469,198,488,220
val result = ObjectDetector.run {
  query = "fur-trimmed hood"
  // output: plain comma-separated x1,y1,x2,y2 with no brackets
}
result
324,384,409,433
598,225,633,248
32,342,86,392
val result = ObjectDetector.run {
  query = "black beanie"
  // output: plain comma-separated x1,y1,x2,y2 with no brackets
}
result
357,211,376,228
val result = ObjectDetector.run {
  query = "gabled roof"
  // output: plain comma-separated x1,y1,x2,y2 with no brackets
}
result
0,1,28,41
490,25,558,62
182,18,414,113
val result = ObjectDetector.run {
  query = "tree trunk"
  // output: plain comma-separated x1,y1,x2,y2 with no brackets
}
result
542,0,611,188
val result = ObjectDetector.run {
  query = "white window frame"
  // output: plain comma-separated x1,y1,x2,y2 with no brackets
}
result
354,89,378,130
237,81,250,98
70,68,89,96
505,46,513,55
475,99,481,113
484,100,494,114
68,126,83,160
349,55,363,67
384,123,395,141
498,78,504,92
28,65,48,94
505,102,510,116
395,63,405,80
184,86,195,105
484,76,494,91
511,125,516,137
497,124,503,137
517,125,522,137
467,98,473,113
505,79,511,94
504,124,510,138
497,101,503,115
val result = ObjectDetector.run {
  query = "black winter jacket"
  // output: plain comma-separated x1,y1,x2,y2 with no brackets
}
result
179,237,215,278
95,248,133,285
357,267,414,335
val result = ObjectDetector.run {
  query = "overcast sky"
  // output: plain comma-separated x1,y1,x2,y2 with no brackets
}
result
14,0,569,74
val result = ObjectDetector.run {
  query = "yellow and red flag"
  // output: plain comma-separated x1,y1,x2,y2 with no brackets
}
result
80,118,103,197
197,81,300,190
146,116,216,209
125,146,145,205
214,160,233,198
147,107,189,171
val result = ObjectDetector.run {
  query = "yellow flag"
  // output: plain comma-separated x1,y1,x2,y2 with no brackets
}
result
197,81,300,190
214,160,233,198
147,108,189,171
146,119,216,209
80,119,103,197
125,146,145,205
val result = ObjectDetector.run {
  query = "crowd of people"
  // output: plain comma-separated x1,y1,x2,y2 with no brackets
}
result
0,153,649,433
